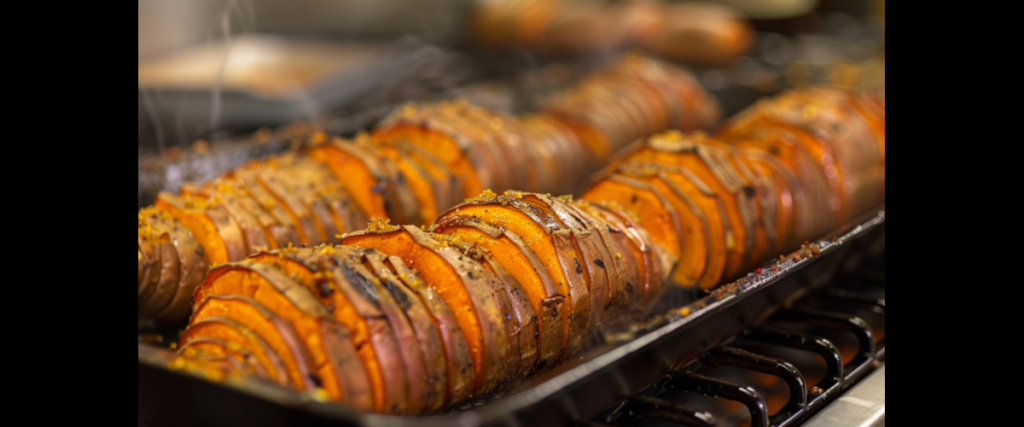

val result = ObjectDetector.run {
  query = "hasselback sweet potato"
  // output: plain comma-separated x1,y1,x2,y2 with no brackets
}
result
435,191,590,362
343,224,511,395
249,248,401,413
180,317,286,385
180,183,271,254
625,134,759,279
434,233,539,381
188,295,312,388
335,246,432,413
430,215,564,371
139,207,209,322
192,261,355,403
363,251,448,411
385,254,474,405
176,338,269,378
155,192,247,264
214,176,302,248
234,166,322,246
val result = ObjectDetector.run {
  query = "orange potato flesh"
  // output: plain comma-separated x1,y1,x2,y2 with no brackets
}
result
430,221,564,368
582,178,683,263
438,201,587,362
155,192,246,264
188,296,308,388
179,317,286,385
215,177,300,249
612,168,708,288
377,145,438,224
193,264,345,402
343,228,507,394
385,255,474,406
363,252,447,412
249,251,398,414
372,124,483,197
627,146,751,279
306,142,390,220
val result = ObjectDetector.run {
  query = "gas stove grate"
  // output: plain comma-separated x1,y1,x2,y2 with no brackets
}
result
584,259,885,427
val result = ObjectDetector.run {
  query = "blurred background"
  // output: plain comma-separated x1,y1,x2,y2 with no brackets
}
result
138,0,884,206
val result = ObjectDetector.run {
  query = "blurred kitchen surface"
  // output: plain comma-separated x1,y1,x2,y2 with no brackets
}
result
139,0,883,204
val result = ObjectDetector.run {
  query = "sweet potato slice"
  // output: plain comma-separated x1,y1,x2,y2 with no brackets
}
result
193,261,355,403
372,120,483,197
137,220,162,302
271,165,339,245
362,251,447,412
626,135,756,279
248,249,400,413
343,225,510,395
736,147,802,252
377,144,440,225
215,176,301,248
188,295,313,389
635,163,728,290
176,338,266,378
430,215,563,372
573,200,655,316
386,255,474,405
235,166,321,246
140,207,210,322
396,141,463,217
181,183,271,254
433,233,538,381
180,318,285,384
137,225,180,316
155,192,247,264
331,246,430,413
531,194,615,330
306,136,402,222
436,191,590,362
581,174,685,279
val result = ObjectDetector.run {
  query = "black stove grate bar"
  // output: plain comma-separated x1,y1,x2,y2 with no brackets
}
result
741,328,844,392
703,348,807,424
774,309,876,364
665,372,769,427
623,395,717,427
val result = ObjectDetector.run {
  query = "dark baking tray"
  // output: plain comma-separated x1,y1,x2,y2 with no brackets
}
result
139,206,885,427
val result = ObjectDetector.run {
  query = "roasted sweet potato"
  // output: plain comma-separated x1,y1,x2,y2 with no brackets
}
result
332,246,431,413
625,134,757,279
139,207,209,322
430,215,564,371
527,193,611,331
193,261,355,403
249,249,402,413
435,191,590,362
343,225,510,395
215,176,301,248
581,174,684,277
180,183,271,254
372,118,484,197
573,200,658,315
284,162,367,236
269,161,340,245
234,166,322,246
385,254,474,405
363,251,447,411
433,233,539,381
155,193,247,264
176,338,268,378
137,224,180,315
180,317,288,385
189,295,315,390
376,144,441,225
